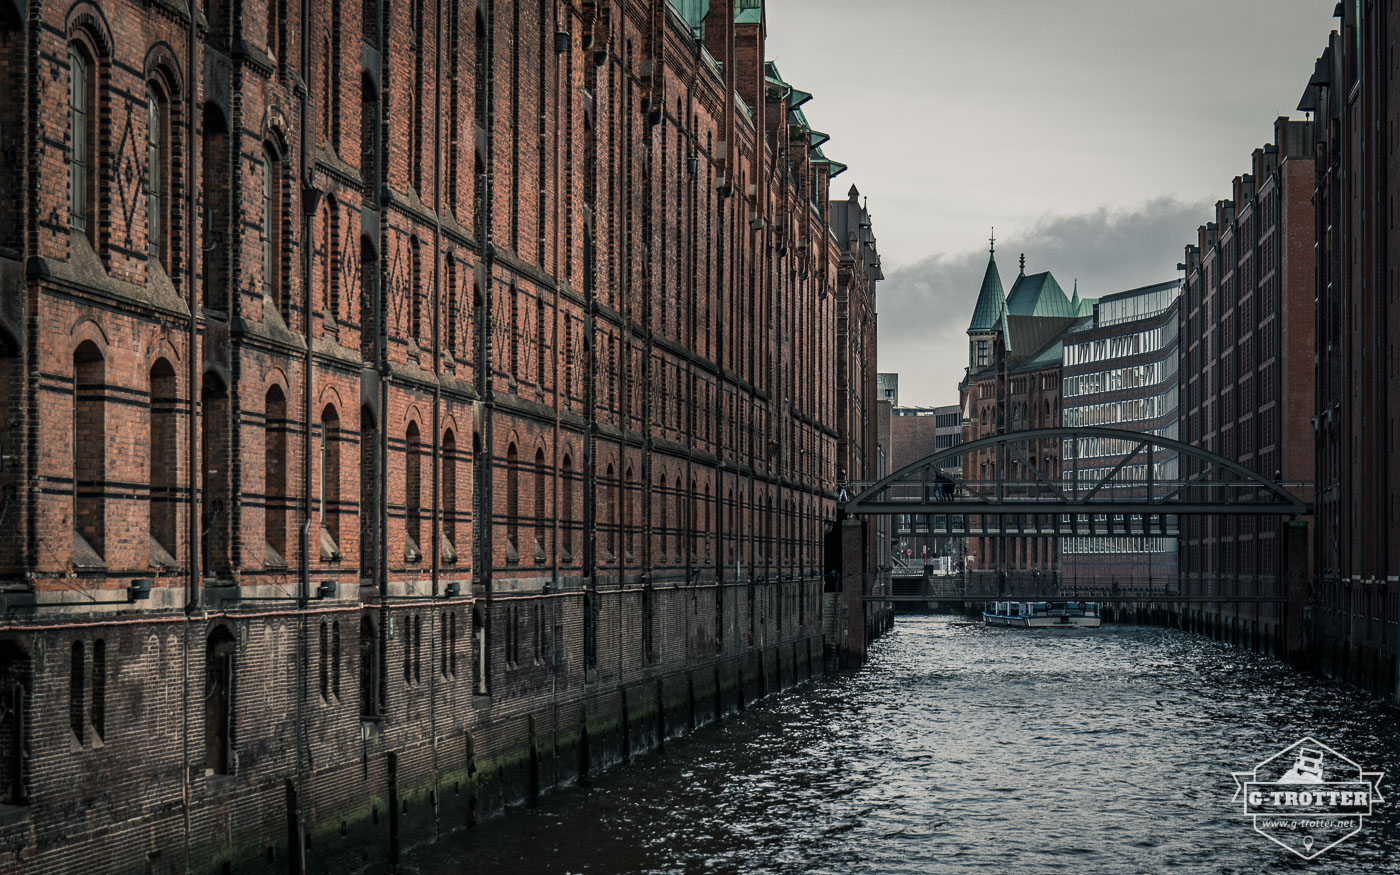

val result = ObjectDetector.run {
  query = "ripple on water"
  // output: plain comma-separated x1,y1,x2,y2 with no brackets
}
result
394,616,1400,875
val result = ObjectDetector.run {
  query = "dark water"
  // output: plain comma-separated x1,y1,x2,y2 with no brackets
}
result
402,616,1400,874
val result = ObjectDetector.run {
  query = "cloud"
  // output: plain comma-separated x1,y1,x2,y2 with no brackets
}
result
876,197,1212,406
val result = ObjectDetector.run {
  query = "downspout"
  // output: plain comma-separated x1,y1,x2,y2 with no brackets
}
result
429,0,443,807
181,3,199,866
185,0,202,615
299,0,315,611
296,0,315,828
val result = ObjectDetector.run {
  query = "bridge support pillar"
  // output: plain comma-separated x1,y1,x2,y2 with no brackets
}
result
1283,520,1309,665
840,519,867,666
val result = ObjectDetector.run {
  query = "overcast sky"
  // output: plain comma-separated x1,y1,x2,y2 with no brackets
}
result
763,0,1338,407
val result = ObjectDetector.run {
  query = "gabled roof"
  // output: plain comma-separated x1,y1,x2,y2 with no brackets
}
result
1006,270,1076,318
967,252,1007,336
1021,338,1064,370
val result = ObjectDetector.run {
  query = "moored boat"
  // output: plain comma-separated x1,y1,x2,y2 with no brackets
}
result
982,601,1101,628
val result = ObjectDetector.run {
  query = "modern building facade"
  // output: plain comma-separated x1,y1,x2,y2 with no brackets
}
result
877,372,899,407
1180,117,1316,650
1305,3,1400,696
0,0,881,869
1059,280,1181,586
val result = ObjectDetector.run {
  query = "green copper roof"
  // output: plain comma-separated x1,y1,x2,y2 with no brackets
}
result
968,252,1007,334
736,0,762,23
671,0,709,30
1006,271,1075,318
1070,280,1096,316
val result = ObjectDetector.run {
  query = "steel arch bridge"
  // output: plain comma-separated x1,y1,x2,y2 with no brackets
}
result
841,427,1311,534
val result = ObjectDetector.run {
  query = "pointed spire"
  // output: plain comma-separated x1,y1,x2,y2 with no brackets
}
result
967,247,1006,335
989,226,996,254
1071,279,1080,307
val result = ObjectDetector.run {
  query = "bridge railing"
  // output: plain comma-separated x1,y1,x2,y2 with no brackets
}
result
870,570,1290,604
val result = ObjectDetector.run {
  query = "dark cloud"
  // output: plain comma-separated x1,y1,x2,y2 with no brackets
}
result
877,197,1211,406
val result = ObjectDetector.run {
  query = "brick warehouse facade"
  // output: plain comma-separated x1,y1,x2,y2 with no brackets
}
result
1306,2,1400,696
0,0,884,871
1179,117,1316,660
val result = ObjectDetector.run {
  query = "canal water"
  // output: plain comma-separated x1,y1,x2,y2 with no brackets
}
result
397,616,1400,874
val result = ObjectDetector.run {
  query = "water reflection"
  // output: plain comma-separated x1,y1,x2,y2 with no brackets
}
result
398,617,1400,874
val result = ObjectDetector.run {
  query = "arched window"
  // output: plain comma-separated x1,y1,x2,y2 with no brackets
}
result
442,429,458,559
73,342,105,562
320,404,341,556
146,82,170,269
561,454,574,559
405,422,421,561
149,360,178,563
534,448,546,557
68,43,96,241
205,627,235,774
505,442,519,556
262,144,283,314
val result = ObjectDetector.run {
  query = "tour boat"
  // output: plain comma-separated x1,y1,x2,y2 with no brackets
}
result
982,601,1101,628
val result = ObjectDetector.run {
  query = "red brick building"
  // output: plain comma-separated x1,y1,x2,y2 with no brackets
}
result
0,0,879,869
1305,4,1399,696
1179,117,1316,653
960,248,1078,577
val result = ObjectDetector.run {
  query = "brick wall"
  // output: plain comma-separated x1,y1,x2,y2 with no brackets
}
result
0,0,877,870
